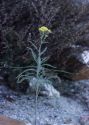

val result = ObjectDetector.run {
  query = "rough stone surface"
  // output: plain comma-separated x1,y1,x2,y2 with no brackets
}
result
80,115,89,125
58,46,89,80
0,115,26,125
29,77,60,98
0,84,88,125
58,79,89,109
61,124,78,125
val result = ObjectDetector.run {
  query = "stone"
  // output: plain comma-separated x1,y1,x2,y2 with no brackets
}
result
71,66,89,80
59,79,89,109
0,115,27,125
80,115,89,125
61,124,75,125
26,123,32,125
0,115,32,125
58,46,89,80
29,77,60,98
61,123,79,125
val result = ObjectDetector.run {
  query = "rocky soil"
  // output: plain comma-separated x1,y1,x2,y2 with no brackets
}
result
0,84,89,125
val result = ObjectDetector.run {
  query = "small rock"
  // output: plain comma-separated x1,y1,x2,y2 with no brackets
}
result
29,77,60,98
26,123,32,125
80,115,89,125
61,123,78,125
0,115,26,125
58,46,89,80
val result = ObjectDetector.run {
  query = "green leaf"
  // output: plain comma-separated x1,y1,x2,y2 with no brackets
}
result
47,75,60,81
27,47,37,62
41,56,49,63
42,64,56,69
29,41,38,51
9,65,36,69
17,76,33,83
16,68,36,79
40,47,47,56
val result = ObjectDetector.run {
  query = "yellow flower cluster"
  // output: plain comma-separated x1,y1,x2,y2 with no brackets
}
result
39,26,51,33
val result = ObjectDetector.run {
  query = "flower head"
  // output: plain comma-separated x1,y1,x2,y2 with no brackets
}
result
39,26,51,33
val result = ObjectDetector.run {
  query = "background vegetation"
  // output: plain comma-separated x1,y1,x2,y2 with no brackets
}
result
0,0,89,90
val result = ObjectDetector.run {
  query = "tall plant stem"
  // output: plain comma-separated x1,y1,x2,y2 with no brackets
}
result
35,33,46,125
35,81,39,125
35,40,42,125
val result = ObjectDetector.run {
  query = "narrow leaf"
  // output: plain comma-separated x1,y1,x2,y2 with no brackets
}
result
16,69,36,78
17,76,33,83
29,41,38,51
40,47,47,56
41,56,49,63
28,47,37,62
42,64,56,69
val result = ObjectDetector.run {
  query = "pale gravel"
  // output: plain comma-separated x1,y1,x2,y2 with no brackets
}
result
0,85,89,125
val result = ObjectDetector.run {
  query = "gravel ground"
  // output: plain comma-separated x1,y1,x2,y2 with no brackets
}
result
0,85,89,125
